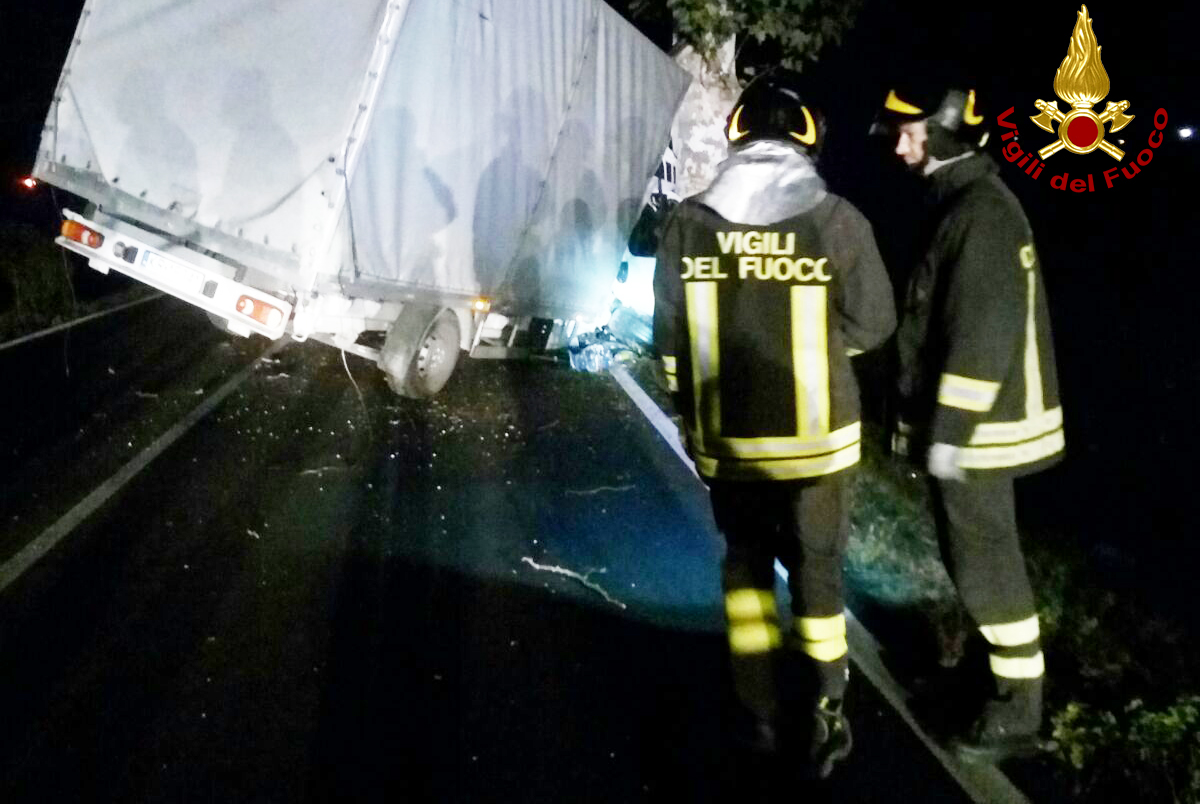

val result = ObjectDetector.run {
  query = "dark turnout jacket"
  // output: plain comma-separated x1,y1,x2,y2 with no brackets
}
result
653,187,895,482
895,154,1064,476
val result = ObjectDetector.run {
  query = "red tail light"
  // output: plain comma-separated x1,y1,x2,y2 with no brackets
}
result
236,295,285,328
20,177,37,190
61,220,104,249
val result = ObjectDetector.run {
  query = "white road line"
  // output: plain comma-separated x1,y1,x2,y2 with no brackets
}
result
0,339,287,595
0,293,164,354
609,363,1032,804
608,364,695,472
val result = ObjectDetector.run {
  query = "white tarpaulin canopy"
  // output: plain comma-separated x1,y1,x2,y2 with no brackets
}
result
37,0,690,320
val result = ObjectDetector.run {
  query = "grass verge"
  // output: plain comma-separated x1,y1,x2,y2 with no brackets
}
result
850,426,1199,804
0,222,147,343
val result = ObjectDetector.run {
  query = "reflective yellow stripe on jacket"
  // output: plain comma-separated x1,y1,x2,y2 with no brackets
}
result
956,257,1063,469
684,282,859,480
938,373,1000,412
661,355,678,392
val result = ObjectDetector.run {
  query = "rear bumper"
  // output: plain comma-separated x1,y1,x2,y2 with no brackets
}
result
57,210,293,340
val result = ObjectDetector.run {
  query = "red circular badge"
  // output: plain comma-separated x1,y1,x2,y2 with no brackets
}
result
1066,116,1099,148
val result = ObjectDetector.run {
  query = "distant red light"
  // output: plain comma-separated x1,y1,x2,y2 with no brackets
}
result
20,177,37,190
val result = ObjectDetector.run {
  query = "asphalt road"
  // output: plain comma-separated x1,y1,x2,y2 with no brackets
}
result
0,297,975,803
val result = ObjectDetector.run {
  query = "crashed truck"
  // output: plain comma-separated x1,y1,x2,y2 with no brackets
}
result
34,0,690,396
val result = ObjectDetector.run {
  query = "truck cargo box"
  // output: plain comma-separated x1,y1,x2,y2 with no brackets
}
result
36,0,689,394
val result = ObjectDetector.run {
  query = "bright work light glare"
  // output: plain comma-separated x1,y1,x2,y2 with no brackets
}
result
1180,127,1194,140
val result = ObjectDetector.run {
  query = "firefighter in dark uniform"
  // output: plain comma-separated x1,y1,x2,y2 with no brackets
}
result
872,82,1064,761
653,72,895,777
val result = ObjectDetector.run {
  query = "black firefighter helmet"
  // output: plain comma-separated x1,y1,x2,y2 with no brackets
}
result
725,70,826,156
871,83,989,159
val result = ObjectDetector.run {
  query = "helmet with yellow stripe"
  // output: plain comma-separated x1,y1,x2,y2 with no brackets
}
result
725,70,825,156
871,83,988,159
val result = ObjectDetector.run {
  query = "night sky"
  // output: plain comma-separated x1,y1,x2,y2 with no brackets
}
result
2,1,1197,556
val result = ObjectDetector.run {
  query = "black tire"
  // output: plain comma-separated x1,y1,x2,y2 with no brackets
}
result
380,304,461,398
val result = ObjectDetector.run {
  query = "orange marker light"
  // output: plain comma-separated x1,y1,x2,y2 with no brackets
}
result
472,298,491,313
61,220,104,249
236,295,285,328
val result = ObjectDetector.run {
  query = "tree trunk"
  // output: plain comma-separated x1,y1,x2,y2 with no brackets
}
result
670,36,740,199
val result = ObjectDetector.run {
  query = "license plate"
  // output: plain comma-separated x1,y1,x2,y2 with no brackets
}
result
141,251,202,293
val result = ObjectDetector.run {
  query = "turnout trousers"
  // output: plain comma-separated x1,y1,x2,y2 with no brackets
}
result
708,474,852,722
930,478,1045,688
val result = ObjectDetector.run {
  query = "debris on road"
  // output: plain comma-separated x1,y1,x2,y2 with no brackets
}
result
564,485,635,496
566,312,649,374
520,557,627,610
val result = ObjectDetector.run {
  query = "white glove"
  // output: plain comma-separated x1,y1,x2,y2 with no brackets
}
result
927,442,966,482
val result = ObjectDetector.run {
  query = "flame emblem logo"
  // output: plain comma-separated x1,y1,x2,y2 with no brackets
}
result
1029,5,1134,160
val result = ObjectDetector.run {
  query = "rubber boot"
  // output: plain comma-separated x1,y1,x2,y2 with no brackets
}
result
807,696,853,779
952,677,1043,762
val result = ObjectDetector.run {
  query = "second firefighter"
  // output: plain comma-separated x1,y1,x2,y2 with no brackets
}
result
873,80,1064,761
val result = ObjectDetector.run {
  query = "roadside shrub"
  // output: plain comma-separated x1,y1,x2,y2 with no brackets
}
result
1052,696,1200,803
851,429,1199,802
0,223,75,335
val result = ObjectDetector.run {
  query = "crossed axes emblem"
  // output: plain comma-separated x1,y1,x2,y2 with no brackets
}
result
1030,98,1135,160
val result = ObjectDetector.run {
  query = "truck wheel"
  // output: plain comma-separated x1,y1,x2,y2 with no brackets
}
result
380,304,461,398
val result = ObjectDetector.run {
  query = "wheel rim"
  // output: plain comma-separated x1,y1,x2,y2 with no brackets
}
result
414,314,457,387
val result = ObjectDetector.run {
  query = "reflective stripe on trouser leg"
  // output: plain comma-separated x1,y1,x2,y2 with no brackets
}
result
711,482,791,722
988,644,1045,679
981,615,1044,679
726,589,782,654
932,478,1038,671
794,614,849,699
725,587,781,721
714,481,788,657
980,614,1040,647
795,614,848,661
778,478,852,700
